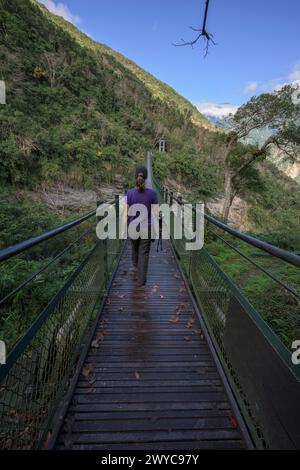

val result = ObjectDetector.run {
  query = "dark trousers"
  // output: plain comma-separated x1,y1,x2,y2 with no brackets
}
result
130,238,151,285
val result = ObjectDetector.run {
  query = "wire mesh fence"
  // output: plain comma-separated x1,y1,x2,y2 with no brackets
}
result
154,178,300,449
0,201,122,449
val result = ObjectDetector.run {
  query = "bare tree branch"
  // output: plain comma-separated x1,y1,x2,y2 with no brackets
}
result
173,0,216,57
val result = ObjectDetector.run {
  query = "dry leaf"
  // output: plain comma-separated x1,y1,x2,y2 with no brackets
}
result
169,315,180,324
88,375,96,385
134,371,140,380
81,366,93,378
229,416,238,429
186,317,195,329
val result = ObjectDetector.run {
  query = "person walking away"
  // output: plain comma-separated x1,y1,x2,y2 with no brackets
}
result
126,165,158,287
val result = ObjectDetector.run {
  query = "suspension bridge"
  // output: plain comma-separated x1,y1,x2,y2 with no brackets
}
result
0,153,299,450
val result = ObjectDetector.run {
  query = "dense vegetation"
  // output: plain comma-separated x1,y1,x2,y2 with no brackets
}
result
205,233,300,347
0,0,299,348
0,0,214,193
1,0,300,248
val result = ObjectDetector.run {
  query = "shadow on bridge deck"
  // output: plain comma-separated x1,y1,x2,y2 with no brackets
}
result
55,241,249,450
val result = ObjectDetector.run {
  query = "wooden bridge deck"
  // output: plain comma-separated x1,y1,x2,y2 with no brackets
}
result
56,241,248,450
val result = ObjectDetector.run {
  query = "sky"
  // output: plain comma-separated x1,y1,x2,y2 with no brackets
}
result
39,0,300,118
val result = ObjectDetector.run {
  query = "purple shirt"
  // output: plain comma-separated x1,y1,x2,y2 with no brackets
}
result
127,187,158,225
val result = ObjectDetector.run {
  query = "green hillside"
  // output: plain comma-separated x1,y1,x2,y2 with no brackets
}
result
1,0,300,252
1,0,300,349
0,0,213,190
34,0,212,131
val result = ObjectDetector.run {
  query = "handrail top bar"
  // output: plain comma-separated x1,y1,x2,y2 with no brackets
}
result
0,195,118,264
0,209,96,263
204,213,300,268
161,183,300,269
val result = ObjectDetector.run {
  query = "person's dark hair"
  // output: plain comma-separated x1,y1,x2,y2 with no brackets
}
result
135,165,148,192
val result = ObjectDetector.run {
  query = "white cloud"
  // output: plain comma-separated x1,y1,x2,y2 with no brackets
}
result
38,0,80,25
243,81,258,94
288,60,300,82
196,102,239,119
251,61,300,95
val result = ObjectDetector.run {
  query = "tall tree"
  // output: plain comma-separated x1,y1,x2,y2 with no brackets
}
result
221,85,300,220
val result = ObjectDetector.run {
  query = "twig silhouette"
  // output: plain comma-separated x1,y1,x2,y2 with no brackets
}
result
174,0,216,57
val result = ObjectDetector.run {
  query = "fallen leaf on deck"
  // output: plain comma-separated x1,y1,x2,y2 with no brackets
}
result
81,366,93,378
184,336,191,341
169,315,180,323
186,316,195,327
88,374,96,385
229,416,238,428
96,332,105,341
134,371,140,380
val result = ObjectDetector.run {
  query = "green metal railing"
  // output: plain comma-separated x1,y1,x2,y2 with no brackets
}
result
0,198,122,449
153,177,300,450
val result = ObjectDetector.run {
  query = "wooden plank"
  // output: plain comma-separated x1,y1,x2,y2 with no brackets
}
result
76,379,222,387
68,402,232,413
71,409,233,421
56,440,244,450
64,416,236,433
73,386,225,394
55,241,245,450
58,429,241,444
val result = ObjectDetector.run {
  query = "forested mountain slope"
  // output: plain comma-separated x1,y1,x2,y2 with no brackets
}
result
0,0,300,251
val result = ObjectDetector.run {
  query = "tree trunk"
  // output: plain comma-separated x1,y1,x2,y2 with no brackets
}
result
222,168,233,221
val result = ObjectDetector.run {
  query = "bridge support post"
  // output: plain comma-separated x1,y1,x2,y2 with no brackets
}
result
165,188,169,204
115,194,120,241
169,191,174,241
188,202,196,279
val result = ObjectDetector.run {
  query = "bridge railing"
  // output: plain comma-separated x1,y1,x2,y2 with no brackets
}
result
0,197,122,449
153,178,300,450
